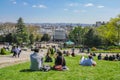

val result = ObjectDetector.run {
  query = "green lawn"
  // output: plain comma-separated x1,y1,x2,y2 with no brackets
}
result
0,55,120,80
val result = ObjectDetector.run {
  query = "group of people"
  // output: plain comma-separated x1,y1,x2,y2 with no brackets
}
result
30,47,96,71
30,48,69,71
98,53,120,61
62,48,75,57
11,46,21,58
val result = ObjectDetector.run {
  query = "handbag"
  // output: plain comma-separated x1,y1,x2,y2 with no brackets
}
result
54,65,62,71
54,57,63,71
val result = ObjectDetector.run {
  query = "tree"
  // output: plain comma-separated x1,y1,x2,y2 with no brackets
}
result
97,15,120,46
84,28,101,47
69,26,88,45
26,25,42,42
5,33,13,44
29,34,35,44
0,22,16,35
41,33,51,41
15,17,29,45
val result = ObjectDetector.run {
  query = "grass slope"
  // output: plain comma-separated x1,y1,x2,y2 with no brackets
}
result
0,55,120,80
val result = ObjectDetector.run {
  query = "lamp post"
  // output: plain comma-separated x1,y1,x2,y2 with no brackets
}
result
116,21,120,45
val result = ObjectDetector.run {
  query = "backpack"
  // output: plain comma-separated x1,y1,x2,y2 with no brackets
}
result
41,65,51,72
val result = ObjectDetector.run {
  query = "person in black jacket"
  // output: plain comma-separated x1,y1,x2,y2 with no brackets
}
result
45,49,52,62
98,53,102,60
53,50,69,70
104,54,109,60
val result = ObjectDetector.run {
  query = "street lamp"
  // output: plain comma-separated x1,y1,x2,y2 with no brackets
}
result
116,21,120,45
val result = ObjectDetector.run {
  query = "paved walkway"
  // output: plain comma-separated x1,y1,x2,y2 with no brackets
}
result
0,48,101,68
0,48,81,68
0,49,47,68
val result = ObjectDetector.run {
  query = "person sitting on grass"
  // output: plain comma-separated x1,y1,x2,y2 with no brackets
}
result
45,48,52,62
98,53,102,60
53,50,69,71
71,47,75,57
109,55,114,61
30,48,44,71
116,53,120,60
80,55,96,66
104,54,109,60
66,51,70,56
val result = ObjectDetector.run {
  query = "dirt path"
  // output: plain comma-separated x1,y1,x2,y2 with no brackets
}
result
0,49,47,68
0,48,117,68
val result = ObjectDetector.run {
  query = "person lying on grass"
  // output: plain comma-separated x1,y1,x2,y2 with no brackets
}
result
80,55,96,66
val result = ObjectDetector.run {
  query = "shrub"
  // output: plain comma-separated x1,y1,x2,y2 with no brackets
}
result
91,47,97,51
107,46,120,50
0,48,11,55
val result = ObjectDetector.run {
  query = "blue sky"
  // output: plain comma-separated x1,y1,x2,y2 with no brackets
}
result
0,0,120,23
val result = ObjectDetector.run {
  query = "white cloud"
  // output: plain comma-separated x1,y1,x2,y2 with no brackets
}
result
32,4,47,8
68,3,79,7
97,5,104,8
84,3,94,7
38,5,47,8
23,2,28,5
10,0,16,4
12,1,16,4
64,9,68,11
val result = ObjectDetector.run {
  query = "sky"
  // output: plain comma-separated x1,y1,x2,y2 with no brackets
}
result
0,0,120,24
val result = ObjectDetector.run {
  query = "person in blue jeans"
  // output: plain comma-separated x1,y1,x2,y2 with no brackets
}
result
80,55,96,66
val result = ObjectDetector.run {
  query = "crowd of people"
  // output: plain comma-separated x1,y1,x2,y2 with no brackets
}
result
0,45,21,57
98,53,120,61
30,47,69,71
0,44,119,72
30,46,97,71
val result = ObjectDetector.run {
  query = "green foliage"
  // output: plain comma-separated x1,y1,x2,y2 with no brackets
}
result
0,48,11,55
92,49,120,53
69,26,87,45
14,17,29,45
16,17,25,33
84,28,101,47
107,46,120,50
0,35,4,42
50,48,55,55
41,33,51,41
91,47,97,51
68,15,120,47
5,33,13,43
97,15,120,46
29,34,35,44
35,35,42,42
0,56,120,80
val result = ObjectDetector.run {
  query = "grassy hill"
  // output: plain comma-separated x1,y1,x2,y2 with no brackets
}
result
0,55,120,80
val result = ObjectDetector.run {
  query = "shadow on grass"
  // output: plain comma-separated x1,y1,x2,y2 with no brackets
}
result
20,69,36,72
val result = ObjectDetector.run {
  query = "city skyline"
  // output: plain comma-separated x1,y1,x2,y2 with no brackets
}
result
0,0,120,24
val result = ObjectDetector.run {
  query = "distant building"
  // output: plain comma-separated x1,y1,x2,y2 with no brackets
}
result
53,29,66,41
40,27,53,35
95,21,106,27
96,21,102,27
